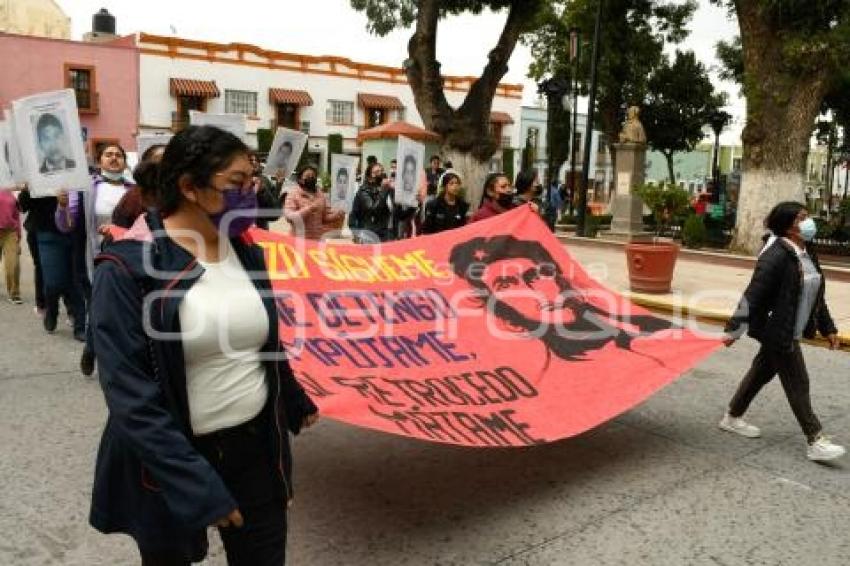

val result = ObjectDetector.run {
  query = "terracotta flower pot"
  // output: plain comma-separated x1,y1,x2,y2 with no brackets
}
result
625,241,679,293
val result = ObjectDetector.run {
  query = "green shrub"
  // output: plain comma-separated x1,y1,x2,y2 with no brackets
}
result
682,214,707,249
635,182,691,236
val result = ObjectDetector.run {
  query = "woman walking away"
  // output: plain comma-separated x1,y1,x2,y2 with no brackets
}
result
721,201,844,462
88,125,318,565
421,171,468,235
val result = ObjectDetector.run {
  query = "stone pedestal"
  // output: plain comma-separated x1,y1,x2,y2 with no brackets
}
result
609,142,650,238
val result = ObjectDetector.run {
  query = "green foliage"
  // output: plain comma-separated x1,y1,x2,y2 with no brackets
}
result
715,36,743,85
502,147,515,180
327,133,343,172
635,182,691,235
256,128,273,154
523,0,697,144
350,0,544,36
682,214,707,249
642,50,725,182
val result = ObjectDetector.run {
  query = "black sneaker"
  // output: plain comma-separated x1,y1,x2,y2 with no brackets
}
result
73,330,87,343
43,311,58,333
80,350,95,377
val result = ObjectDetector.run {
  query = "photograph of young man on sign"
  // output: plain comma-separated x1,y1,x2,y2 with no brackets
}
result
34,112,76,173
264,127,308,181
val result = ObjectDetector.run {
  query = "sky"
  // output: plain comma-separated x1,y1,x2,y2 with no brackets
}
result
56,0,744,140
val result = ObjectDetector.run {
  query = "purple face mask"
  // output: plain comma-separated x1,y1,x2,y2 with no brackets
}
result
207,187,257,237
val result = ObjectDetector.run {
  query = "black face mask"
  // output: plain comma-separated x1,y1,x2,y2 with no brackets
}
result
371,173,386,186
496,193,514,208
533,184,544,197
301,178,318,192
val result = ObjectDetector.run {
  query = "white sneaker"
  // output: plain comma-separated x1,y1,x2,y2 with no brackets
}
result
807,435,846,462
719,413,761,438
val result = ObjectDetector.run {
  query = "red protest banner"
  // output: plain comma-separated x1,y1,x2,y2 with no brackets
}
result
247,206,721,447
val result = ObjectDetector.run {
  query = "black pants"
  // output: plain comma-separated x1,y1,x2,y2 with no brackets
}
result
728,341,822,442
26,229,45,309
139,410,287,566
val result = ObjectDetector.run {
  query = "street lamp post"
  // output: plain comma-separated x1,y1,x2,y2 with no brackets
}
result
709,110,731,201
568,27,580,216
537,77,570,190
577,0,603,237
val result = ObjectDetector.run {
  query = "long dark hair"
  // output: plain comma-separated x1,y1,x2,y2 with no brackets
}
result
156,126,249,215
480,172,509,207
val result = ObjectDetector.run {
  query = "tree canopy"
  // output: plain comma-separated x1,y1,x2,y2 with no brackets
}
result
524,1,696,158
642,50,725,184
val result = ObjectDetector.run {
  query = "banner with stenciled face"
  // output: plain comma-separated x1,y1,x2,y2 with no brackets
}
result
246,206,721,447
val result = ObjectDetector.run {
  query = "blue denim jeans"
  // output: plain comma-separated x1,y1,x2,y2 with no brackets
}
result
36,231,85,334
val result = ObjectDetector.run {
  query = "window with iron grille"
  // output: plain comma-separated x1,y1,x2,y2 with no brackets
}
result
300,121,311,135
225,90,257,116
327,100,354,125
67,67,94,110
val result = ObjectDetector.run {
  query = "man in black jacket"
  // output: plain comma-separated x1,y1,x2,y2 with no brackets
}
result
721,201,844,462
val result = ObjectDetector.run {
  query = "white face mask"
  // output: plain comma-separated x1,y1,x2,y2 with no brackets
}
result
101,170,124,182
798,217,817,241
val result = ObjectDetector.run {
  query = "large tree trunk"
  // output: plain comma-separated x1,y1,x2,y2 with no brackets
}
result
405,0,531,211
732,1,831,254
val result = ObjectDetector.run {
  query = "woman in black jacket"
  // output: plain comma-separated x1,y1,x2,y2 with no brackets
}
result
421,171,469,235
349,161,394,243
721,201,844,462
89,126,318,564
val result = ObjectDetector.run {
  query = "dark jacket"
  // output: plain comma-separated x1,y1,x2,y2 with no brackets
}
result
88,211,317,550
17,190,61,234
255,174,282,230
349,182,394,241
725,238,837,351
469,199,512,223
421,195,469,234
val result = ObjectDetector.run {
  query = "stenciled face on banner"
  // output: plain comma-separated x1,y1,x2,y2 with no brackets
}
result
33,111,75,174
450,236,674,366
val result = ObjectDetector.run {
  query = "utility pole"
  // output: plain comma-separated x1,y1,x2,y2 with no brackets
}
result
568,27,580,216
577,0,603,237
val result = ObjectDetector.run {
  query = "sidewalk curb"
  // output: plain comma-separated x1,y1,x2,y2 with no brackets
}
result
558,233,850,282
625,292,850,352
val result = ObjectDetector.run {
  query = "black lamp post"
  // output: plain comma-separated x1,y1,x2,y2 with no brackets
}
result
709,110,732,199
568,27,580,216
537,77,571,189
577,0,603,237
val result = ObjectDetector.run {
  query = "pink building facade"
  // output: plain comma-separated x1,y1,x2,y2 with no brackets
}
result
0,32,139,155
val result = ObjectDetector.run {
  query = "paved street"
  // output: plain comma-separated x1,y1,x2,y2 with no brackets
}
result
1,238,849,565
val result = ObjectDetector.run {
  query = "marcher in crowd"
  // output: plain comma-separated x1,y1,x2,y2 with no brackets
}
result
283,165,344,240
721,201,845,462
56,143,134,376
421,171,469,235
543,177,565,232
469,172,514,223
18,186,84,338
0,190,22,304
250,152,282,230
349,161,394,242
88,125,318,564
512,170,542,214
425,155,444,196
111,144,167,229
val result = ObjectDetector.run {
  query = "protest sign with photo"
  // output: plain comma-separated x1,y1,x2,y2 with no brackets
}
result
189,110,247,142
136,133,173,159
11,89,90,197
329,153,360,212
245,206,722,447
395,135,425,207
263,127,308,179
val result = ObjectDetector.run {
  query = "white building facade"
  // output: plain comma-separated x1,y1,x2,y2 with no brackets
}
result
519,104,611,196
136,33,523,172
